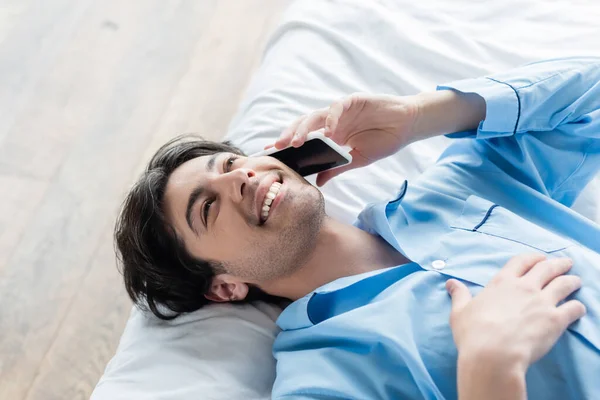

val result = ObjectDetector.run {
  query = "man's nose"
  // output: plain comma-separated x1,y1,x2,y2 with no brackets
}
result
215,168,255,203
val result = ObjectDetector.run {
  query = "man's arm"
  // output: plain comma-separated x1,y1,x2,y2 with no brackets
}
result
417,57,600,206
410,89,486,141
272,57,600,195
458,355,527,400
414,57,600,141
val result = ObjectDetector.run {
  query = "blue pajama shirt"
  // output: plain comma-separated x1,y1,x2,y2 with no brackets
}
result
272,57,600,400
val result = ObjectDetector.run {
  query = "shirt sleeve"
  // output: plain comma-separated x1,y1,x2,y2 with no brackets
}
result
436,57,600,206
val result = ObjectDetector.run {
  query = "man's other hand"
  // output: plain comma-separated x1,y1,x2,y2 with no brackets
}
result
447,254,586,400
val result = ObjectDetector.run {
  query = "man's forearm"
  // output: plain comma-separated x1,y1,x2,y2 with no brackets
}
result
409,90,486,142
458,351,527,400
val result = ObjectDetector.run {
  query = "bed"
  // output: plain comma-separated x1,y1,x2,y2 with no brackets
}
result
91,0,600,398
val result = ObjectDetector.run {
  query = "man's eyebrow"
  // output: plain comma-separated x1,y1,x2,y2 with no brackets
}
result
186,185,204,234
206,153,219,172
185,153,220,234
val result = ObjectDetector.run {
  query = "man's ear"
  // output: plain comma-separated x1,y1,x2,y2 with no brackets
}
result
204,274,249,303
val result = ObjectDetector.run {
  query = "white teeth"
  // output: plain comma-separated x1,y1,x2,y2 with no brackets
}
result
261,181,282,221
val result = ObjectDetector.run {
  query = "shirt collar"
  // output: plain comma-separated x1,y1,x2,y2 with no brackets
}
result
277,263,421,330
355,180,409,252
276,266,401,330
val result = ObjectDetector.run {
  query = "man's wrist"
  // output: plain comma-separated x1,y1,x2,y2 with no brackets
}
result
457,349,527,400
410,90,486,142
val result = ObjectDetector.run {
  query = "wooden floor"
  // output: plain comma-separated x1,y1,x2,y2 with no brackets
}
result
0,1,287,399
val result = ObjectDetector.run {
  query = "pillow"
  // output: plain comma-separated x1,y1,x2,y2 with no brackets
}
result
93,303,281,399
93,0,600,399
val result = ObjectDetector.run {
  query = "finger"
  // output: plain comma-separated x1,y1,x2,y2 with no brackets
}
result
264,143,275,150
324,99,346,137
523,257,573,289
326,96,355,142
543,275,582,304
275,116,305,149
315,148,370,186
556,300,586,329
291,109,328,147
446,279,472,314
502,253,547,278
315,161,355,186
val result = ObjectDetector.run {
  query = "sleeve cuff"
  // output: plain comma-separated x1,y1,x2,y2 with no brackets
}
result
437,77,520,139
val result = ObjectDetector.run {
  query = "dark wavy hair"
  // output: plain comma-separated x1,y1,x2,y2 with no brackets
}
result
115,135,278,320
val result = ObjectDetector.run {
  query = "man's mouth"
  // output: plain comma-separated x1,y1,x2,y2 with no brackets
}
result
261,181,282,222
256,179,283,224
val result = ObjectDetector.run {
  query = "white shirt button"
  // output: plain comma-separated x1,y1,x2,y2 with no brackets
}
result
432,260,446,270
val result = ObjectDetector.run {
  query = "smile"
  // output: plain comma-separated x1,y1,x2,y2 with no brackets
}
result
261,181,282,221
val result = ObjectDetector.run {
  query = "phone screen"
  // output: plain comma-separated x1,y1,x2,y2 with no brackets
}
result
268,139,350,176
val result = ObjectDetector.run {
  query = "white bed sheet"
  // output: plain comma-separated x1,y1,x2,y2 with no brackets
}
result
92,1,600,399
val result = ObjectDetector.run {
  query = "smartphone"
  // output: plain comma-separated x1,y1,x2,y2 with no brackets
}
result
251,131,352,176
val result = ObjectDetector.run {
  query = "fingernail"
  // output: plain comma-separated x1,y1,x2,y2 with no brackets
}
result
563,258,573,266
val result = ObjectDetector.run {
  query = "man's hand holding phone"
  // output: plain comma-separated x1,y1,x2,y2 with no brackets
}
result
269,89,486,186
268,93,420,186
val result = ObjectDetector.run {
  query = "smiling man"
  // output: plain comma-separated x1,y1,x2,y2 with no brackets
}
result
164,146,327,303
115,57,600,399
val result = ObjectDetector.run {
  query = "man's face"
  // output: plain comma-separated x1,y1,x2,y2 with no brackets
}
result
163,152,325,291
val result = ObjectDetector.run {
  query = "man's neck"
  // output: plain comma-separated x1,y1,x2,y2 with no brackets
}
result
262,217,410,300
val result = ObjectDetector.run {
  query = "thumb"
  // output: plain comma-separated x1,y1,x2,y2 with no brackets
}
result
446,279,472,313
315,149,371,187
315,162,355,186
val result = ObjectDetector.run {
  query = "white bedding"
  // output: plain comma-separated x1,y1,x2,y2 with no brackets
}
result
92,1,600,399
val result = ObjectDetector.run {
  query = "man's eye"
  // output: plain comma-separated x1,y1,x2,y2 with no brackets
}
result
203,199,214,227
224,155,238,172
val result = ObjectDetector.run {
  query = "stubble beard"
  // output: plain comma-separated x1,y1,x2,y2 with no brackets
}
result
228,184,326,282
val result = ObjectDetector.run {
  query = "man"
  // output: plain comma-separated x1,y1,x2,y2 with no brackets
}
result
115,57,599,399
